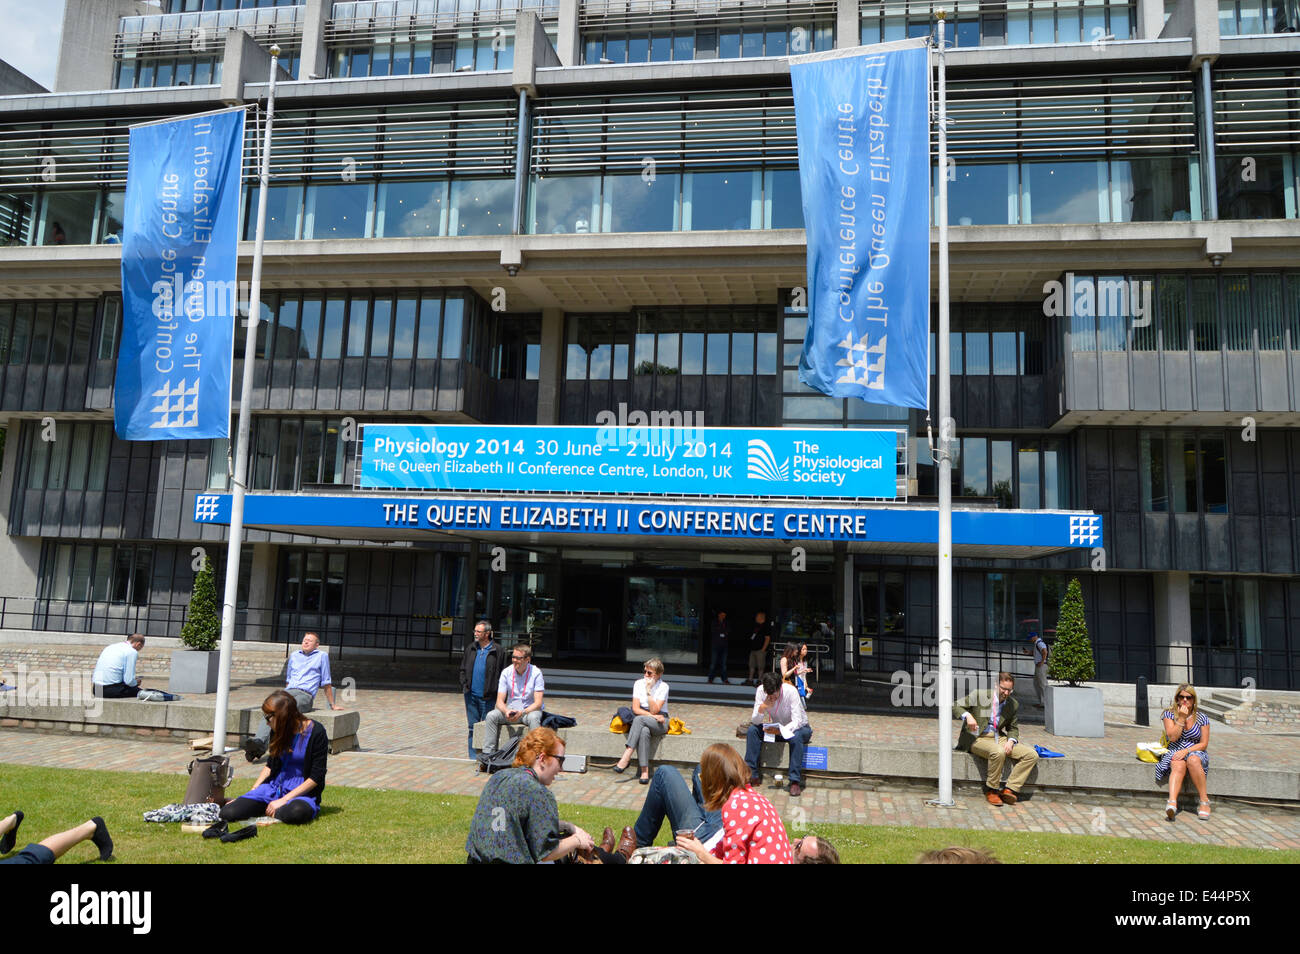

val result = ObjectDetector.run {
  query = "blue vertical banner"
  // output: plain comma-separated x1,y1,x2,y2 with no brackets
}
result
791,41,931,410
115,107,245,440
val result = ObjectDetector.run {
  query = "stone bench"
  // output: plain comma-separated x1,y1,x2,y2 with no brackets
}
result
472,722,1299,801
0,698,360,753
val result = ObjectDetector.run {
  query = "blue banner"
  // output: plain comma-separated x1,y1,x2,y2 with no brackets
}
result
791,42,931,410
193,492,1103,551
115,107,245,440
359,424,900,499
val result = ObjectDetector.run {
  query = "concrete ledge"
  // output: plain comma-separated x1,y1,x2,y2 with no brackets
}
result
477,725,1300,802
0,700,360,752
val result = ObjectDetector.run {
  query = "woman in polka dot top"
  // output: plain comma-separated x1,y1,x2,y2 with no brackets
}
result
675,743,793,864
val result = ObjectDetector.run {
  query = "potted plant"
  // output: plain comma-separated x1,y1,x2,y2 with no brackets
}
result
1043,577,1104,737
169,555,222,694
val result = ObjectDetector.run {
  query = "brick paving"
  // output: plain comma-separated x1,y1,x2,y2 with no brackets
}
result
2,682,1298,853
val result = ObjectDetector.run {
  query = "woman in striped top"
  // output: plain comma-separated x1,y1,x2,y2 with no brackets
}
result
1157,684,1211,821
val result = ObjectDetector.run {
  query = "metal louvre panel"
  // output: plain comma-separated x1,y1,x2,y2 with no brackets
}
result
578,0,837,30
255,102,518,179
1213,69,1300,150
937,73,1197,158
326,0,560,46
0,102,516,190
116,7,304,61
531,88,796,174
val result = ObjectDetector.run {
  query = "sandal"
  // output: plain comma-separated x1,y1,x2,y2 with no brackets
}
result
1165,801,1177,820
1197,801,1211,819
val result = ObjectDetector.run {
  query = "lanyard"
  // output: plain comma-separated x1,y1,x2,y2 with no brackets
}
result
511,664,532,704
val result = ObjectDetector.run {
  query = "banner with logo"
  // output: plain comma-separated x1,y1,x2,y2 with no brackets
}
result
791,41,931,410
359,424,899,499
115,107,245,440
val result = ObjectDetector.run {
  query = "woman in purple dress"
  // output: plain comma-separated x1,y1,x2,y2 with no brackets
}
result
221,690,328,825
1156,683,1210,821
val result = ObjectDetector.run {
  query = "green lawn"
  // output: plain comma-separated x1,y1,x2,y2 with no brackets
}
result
1,763,1293,864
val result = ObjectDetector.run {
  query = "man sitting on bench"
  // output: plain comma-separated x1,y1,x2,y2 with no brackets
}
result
92,635,175,700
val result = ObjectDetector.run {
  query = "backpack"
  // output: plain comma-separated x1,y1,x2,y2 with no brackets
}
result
477,735,521,774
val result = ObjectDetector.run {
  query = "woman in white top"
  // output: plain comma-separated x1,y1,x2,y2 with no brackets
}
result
614,657,669,784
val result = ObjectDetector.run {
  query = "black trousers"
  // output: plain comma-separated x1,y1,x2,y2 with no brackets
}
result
220,796,316,825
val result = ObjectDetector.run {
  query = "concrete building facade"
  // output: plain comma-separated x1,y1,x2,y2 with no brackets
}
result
0,0,1297,689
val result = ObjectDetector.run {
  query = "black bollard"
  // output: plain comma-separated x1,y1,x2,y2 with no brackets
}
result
1135,675,1149,727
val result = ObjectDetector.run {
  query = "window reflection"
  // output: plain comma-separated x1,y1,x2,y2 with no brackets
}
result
450,178,512,235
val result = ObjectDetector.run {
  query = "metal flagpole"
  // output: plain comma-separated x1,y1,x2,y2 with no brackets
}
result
933,11,955,807
211,45,282,757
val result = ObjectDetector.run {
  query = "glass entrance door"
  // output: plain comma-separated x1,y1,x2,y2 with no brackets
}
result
626,576,701,665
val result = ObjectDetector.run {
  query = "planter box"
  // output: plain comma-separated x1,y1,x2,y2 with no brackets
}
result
1045,685,1104,738
169,650,220,694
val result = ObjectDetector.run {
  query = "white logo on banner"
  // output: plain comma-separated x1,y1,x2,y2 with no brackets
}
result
834,331,887,390
195,495,220,522
1069,515,1101,545
747,440,790,482
149,380,199,429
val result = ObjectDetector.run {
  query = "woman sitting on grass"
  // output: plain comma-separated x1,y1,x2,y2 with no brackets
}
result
673,743,792,864
220,690,328,826
466,726,598,863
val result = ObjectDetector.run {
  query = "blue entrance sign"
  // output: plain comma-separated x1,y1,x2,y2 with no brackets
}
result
116,107,245,440
791,41,931,411
359,424,899,500
802,746,829,770
194,493,1103,552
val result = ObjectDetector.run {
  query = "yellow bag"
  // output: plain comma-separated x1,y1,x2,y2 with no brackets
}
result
667,718,690,736
610,716,628,733
1136,742,1168,763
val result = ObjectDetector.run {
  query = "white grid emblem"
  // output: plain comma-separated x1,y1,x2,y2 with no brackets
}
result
1069,514,1100,546
195,495,220,522
149,379,199,430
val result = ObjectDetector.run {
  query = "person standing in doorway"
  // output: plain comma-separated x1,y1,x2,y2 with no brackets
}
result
1029,631,1048,708
459,620,502,759
708,610,729,684
747,611,772,686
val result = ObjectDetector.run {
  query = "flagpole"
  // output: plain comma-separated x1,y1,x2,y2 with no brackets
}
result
211,45,281,758
934,11,955,807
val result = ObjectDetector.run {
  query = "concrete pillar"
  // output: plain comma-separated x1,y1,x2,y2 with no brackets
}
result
300,0,333,81
220,29,292,106
836,0,862,50
838,547,854,676
556,0,580,66
536,308,564,425
0,421,42,604
1137,0,1168,39
1153,571,1193,684
244,543,278,642
55,0,153,94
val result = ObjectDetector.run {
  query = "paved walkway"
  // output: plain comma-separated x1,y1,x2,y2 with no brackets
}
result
2,684,1298,852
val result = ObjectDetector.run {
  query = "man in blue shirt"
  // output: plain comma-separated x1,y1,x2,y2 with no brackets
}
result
92,634,175,699
459,620,502,759
244,632,342,761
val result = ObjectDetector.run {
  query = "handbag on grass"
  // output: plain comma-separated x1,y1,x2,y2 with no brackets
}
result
184,755,233,805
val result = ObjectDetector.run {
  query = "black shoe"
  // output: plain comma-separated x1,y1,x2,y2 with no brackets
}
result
90,817,114,861
0,810,22,854
220,824,258,843
243,738,266,762
202,820,229,839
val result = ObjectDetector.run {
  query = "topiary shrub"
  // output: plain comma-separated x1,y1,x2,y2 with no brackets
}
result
1048,577,1095,687
179,555,221,652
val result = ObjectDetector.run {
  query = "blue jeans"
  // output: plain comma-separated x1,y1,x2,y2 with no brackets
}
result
708,642,728,679
634,765,722,848
464,691,491,758
744,723,813,786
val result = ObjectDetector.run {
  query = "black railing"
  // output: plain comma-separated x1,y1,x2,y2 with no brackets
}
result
854,634,1298,691
0,598,462,662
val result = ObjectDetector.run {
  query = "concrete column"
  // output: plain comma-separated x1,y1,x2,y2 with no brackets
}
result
0,421,42,604
1153,571,1193,685
836,0,861,50
536,308,564,425
556,0,580,66
300,0,334,81
55,0,152,94
220,28,292,105
1137,0,1168,40
838,548,854,676
244,543,278,642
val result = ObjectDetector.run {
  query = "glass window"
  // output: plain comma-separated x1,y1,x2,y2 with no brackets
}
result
606,172,677,233
947,162,1017,226
1191,276,1219,351
706,332,729,374
346,299,369,357
766,168,803,229
965,328,989,373
370,298,393,358
1141,432,1166,511
378,179,447,237
306,182,370,239
962,437,988,496
253,417,278,489
39,192,98,246
449,178,512,235
991,440,1013,507
531,174,599,234
1201,436,1227,513
1024,160,1107,225
321,297,346,359
731,333,754,375
132,546,152,606
393,297,417,359
441,296,464,358
1158,275,1187,350
417,295,442,359
246,183,303,241
276,419,300,490
1018,442,1041,509
687,170,756,231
